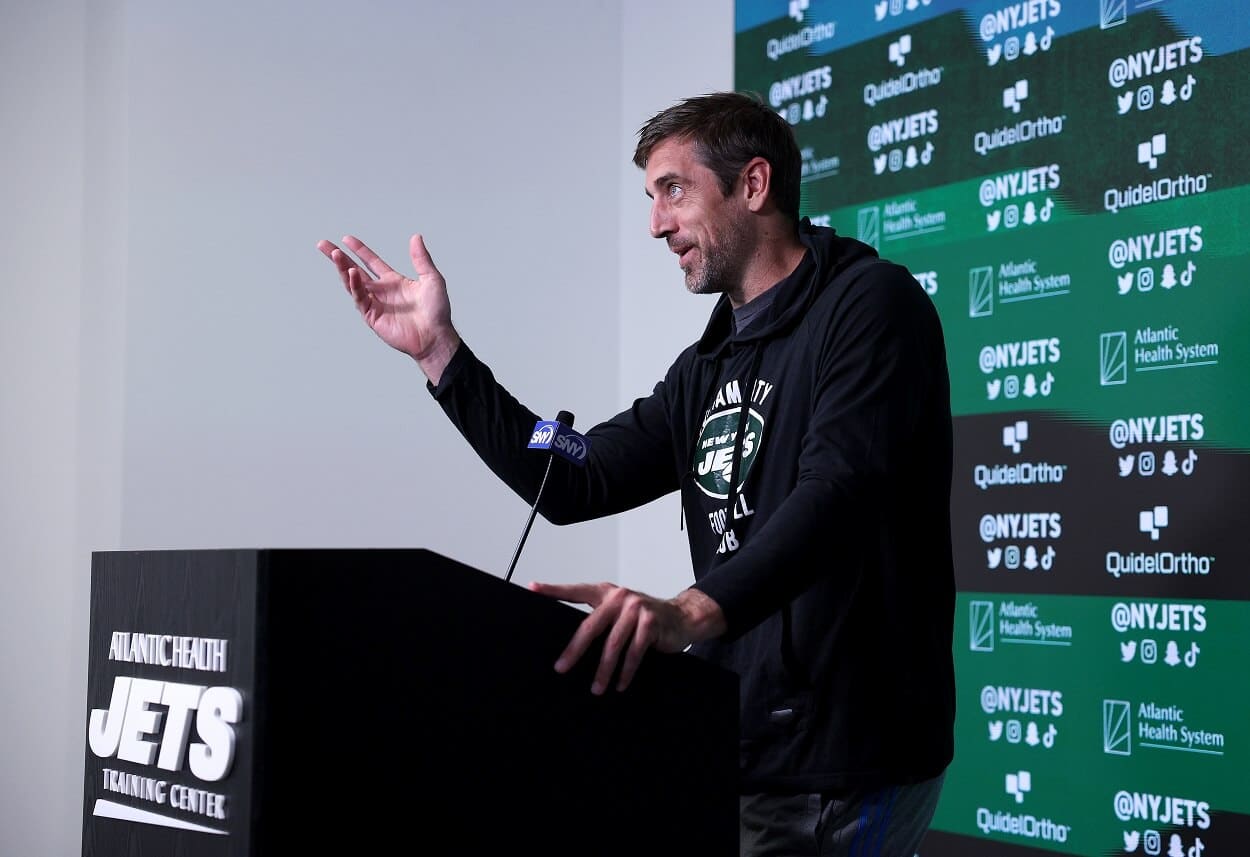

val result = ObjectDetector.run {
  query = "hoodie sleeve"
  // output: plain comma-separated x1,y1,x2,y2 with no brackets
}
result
428,341,683,524
690,263,952,636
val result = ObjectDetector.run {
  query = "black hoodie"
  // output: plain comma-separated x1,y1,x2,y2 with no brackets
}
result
429,221,955,793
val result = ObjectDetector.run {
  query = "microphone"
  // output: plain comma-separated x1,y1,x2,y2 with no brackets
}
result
504,411,590,583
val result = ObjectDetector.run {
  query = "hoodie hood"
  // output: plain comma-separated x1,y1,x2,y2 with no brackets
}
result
694,220,880,359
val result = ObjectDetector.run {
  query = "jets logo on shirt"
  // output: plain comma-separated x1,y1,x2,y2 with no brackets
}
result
692,408,764,499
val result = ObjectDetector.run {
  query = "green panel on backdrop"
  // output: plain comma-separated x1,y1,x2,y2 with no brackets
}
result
937,593,1249,853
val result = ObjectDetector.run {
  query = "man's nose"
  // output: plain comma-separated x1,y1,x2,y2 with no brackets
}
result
649,200,673,239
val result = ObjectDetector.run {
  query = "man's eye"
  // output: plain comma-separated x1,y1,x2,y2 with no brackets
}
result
667,184,682,198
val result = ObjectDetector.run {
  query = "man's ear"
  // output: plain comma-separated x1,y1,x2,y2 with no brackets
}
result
741,157,772,212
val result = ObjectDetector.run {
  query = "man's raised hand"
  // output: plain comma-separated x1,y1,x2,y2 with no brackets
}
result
317,233,461,384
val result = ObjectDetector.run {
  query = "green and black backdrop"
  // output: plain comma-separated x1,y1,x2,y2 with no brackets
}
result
736,1,1247,854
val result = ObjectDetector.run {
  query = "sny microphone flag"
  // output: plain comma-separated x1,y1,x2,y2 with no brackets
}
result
528,420,590,465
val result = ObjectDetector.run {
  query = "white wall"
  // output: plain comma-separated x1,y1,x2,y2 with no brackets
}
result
0,0,730,852
0,5,88,856
617,2,734,598
116,0,624,573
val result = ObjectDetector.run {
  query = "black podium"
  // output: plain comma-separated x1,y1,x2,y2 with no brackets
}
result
81,548,739,856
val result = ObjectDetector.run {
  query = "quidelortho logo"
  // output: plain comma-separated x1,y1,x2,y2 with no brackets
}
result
979,165,1058,232
859,198,947,246
968,260,1071,318
1104,699,1226,758
976,769,1071,844
1004,420,1028,452
873,0,933,23
1137,133,1166,170
888,33,910,66
863,33,943,109
1106,506,1215,580
980,512,1060,572
765,18,836,62
867,108,938,175
770,65,832,126
1139,505,1168,540
978,337,1059,402
1006,770,1031,802
1104,133,1210,214
1098,327,1220,386
983,684,1062,750
1112,601,1205,669
972,420,1067,491
972,80,1067,158
979,1,1059,66
1004,79,1027,112
87,632,241,833
1109,224,1202,297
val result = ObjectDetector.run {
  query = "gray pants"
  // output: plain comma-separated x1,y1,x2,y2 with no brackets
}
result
739,772,945,857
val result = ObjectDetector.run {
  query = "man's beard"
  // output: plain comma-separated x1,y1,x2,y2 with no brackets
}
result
684,220,750,296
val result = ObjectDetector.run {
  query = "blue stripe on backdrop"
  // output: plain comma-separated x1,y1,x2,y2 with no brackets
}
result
736,0,1247,55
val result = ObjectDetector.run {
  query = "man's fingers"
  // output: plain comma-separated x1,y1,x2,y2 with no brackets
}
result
346,267,372,311
617,612,655,692
334,249,390,303
318,247,356,296
528,582,650,694
327,244,371,280
597,604,642,695
527,581,613,608
342,235,395,278
409,233,443,280
554,608,616,680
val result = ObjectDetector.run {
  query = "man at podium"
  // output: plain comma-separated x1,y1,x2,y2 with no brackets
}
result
318,91,955,857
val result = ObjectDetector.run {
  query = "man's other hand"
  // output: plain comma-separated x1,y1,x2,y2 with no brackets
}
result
527,582,726,695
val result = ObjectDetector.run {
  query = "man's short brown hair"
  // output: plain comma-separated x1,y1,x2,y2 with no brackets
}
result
633,91,802,225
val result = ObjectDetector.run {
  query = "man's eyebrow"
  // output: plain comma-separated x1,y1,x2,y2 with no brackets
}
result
644,171,681,198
